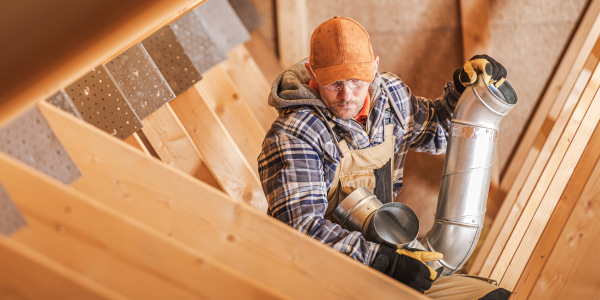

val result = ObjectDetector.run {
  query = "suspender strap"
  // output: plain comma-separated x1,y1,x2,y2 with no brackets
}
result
381,75,407,130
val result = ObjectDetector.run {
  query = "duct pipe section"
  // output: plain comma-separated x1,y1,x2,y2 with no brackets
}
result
421,74,518,275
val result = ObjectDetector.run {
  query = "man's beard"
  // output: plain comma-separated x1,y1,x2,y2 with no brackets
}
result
330,99,365,120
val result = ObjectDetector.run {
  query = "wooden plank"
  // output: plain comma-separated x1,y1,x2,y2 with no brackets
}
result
0,0,204,126
123,132,151,157
222,44,278,131
527,155,600,299
37,100,427,300
473,36,600,278
460,0,490,60
196,64,265,174
471,1,600,275
276,0,309,68
510,123,600,299
0,239,127,300
169,84,268,213
141,104,222,190
498,0,600,193
0,150,283,300
489,57,600,286
245,31,284,84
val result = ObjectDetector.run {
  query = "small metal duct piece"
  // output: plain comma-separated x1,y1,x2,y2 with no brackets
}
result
421,74,518,275
332,187,422,249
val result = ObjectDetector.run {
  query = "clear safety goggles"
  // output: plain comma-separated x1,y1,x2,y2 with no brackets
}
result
321,79,370,91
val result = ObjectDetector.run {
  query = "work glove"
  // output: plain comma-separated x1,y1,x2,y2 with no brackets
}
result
371,244,443,293
453,54,507,94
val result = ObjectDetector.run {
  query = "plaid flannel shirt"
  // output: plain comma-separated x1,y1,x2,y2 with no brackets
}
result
258,72,461,265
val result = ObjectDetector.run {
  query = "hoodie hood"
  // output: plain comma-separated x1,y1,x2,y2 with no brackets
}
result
268,58,385,113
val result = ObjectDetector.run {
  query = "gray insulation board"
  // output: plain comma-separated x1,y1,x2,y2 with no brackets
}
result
0,106,82,184
194,0,250,52
0,181,26,236
65,66,143,140
228,0,263,32
142,26,203,96
105,43,176,120
171,12,228,74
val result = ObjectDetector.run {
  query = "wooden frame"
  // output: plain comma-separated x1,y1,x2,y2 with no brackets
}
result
0,239,127,300
0,148,282,300
471,10,600,276
169,84,268,212
487,51,600,287
0,0,205,125
36,100,427,299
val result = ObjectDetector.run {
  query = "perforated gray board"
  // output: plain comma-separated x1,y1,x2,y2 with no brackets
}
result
0,106,82,184
194,0,250,52
45,89,82,119
228,0,263,33
65,66,142,140
105,43,176,120
142,26,203,96
0,181,26,236
171,11,228,74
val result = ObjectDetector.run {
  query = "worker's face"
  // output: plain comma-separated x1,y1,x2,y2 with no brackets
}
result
306,57,379,120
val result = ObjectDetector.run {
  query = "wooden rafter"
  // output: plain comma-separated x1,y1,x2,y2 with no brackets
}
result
36,100,427,299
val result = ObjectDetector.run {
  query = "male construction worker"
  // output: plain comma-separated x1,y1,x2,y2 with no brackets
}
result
259,16,510,299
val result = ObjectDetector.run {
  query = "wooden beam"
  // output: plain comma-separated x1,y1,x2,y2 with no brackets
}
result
276,0,309,68
471,0,600,275
37,100,427,300
0,150,283,300
169,84,268,213
123,132,151,157
510,122,600,299
460,0,491,59
472,35,600,278
0,0,204,126
0,239,127,300
490,55,600,287
141,104,222,190
526,153,600,299
196,64,266,174
245,31,284,84
497,0,600,194
222,44,279,131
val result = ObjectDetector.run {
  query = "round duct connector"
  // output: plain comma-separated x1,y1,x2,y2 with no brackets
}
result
331,186,383,233
365,202,420,248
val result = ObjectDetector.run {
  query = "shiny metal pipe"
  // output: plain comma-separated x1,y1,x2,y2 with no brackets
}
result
420,74,518,275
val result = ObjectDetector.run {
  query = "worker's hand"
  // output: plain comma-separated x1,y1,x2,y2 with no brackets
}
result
453,54,507,93
371,245,443,293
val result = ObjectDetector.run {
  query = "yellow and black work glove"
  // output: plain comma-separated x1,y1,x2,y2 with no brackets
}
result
371,244,444,293
453,54,507,94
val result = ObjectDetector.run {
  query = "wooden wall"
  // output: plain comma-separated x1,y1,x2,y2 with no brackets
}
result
251,0,590,235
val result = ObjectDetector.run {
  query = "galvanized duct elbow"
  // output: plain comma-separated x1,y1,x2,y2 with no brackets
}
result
420,74,518,275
